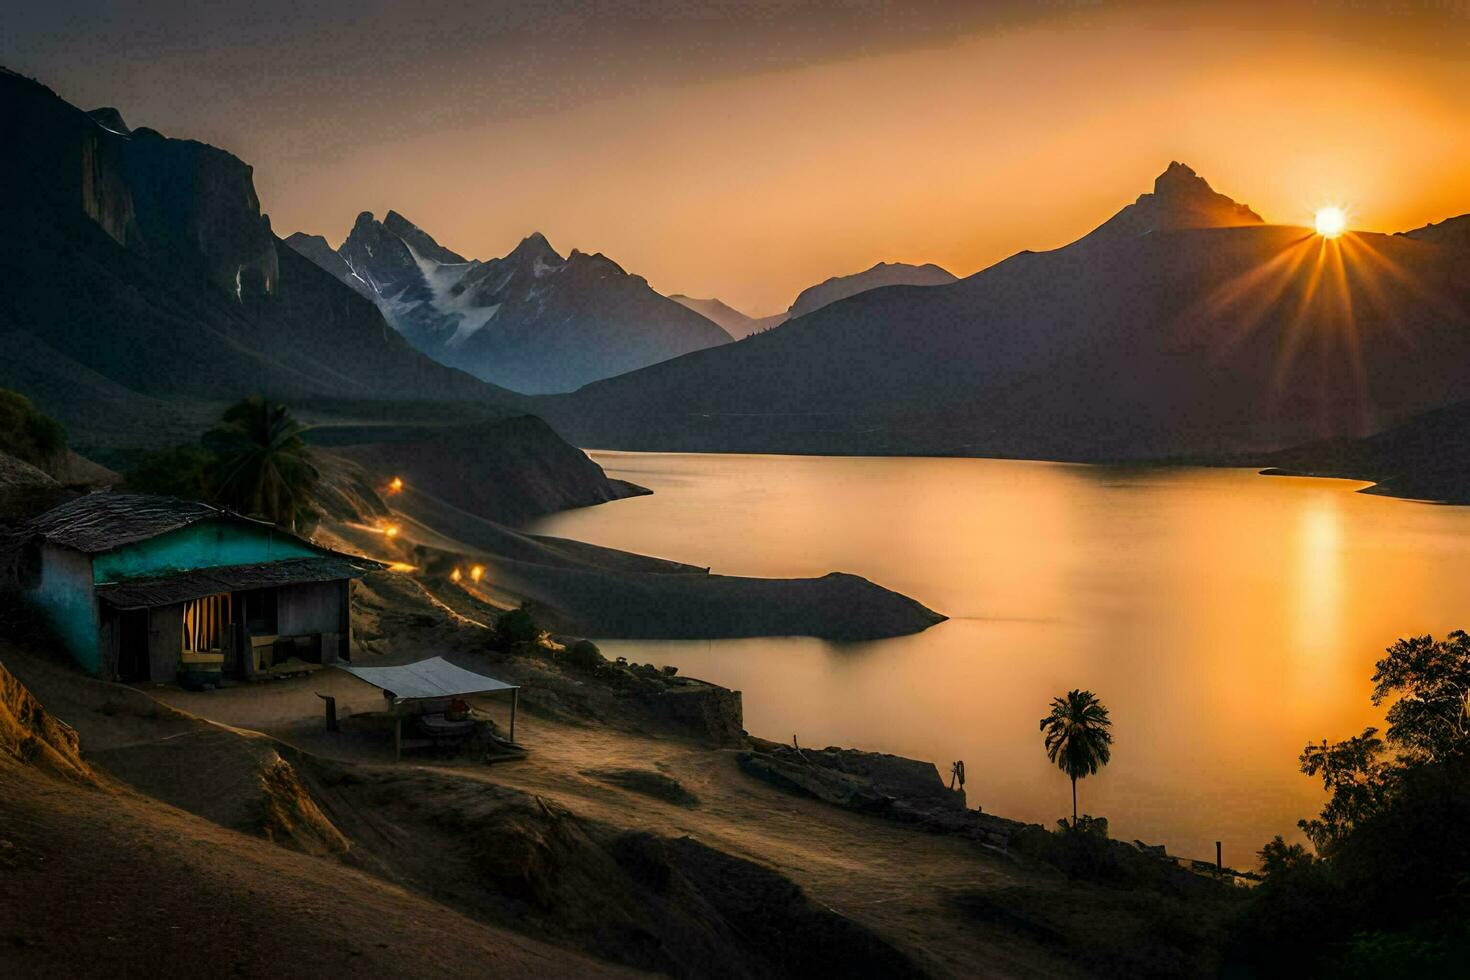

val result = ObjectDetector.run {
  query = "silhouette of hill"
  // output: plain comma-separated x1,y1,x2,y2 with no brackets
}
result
540,164,1470,460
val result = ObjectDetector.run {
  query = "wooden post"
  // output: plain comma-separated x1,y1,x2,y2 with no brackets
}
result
317,693,338,732
394,715,402,761
509,688,518,746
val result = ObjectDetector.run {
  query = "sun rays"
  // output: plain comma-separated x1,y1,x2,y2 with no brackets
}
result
1179,224,1436,438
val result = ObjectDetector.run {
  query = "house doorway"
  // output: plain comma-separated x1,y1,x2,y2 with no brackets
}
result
117,609,151,682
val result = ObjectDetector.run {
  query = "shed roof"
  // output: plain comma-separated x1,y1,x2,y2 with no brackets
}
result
339,657,518,702
29,492,262,553
94,555,384,608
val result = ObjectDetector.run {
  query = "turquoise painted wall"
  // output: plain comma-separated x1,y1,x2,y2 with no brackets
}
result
33,543,102,675
92,519,322,584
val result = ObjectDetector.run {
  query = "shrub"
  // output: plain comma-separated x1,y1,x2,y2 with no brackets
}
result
494,607,539,647
0,389,68,470
564,639,605,670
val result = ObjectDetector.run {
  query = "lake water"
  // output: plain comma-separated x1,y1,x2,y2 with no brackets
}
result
527,452,1470,865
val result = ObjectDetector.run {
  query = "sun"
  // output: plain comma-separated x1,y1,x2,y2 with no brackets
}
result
1314,207,1348,238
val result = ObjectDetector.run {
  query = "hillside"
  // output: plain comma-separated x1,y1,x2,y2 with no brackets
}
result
539,163,1470,460
0,68,521,454
1259,398,1470,503
288,215,733,393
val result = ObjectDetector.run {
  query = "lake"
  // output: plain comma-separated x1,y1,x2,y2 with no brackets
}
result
527,452,1470,865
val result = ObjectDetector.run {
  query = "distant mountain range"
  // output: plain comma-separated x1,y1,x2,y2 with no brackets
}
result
670,261,956,339
666,296,786,340
0,67,526,455
540,162,1470,460
286,215,733,394
10,61,1470,469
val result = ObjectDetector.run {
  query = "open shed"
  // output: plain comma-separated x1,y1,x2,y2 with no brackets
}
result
338,656,520,758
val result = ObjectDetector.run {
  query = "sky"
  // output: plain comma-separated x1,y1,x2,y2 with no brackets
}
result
7,1,1470,314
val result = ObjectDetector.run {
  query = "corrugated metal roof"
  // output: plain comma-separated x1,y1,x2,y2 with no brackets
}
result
339,657,518,701
28,492,251,553
94,555,385,608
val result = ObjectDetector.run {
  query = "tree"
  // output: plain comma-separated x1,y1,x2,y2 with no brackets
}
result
202,397,319,530
1371,631,1470,762
1040,689,1114,826
1293,632,1470,854
1296,727,1392,852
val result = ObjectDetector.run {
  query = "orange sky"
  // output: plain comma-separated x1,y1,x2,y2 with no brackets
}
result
11,2,1470,314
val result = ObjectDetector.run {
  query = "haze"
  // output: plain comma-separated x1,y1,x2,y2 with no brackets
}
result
8,1,1470,314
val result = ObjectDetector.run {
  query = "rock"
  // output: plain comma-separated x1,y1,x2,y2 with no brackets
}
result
637,683,743,745
738,740,1029,851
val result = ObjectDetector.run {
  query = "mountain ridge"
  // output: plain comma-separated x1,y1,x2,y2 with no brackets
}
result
538,162,1470,461
288,216,733,393
0,66,527,453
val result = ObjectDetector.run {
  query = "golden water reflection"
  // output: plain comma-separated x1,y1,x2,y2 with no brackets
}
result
528,453,1470,865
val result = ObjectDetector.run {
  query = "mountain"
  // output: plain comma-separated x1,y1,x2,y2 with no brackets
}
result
539,163,1470,461
0,67,525,454
668,295,780,339
787,261,957,319
288,217,733,393
1085,160,1263,239
671,262,958,339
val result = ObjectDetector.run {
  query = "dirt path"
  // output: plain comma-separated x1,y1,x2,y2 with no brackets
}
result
148,672,1079,979
430,722,1080,979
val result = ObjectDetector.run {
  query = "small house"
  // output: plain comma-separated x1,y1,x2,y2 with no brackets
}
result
16,493,383,685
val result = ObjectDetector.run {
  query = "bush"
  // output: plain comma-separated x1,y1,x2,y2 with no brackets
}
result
564,639,605,671
1012,814,1121,882
0,389,68,470
494,607,539,647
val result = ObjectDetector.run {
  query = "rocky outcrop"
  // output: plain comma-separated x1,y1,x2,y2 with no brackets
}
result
1088,160,1262,240
739,740,1019,850
120,128,279,300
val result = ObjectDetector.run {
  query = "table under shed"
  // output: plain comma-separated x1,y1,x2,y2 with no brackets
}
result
336,657,520,759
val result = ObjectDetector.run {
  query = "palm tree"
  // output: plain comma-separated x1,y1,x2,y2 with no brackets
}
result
1039,689,1114,827
204,397,319,530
